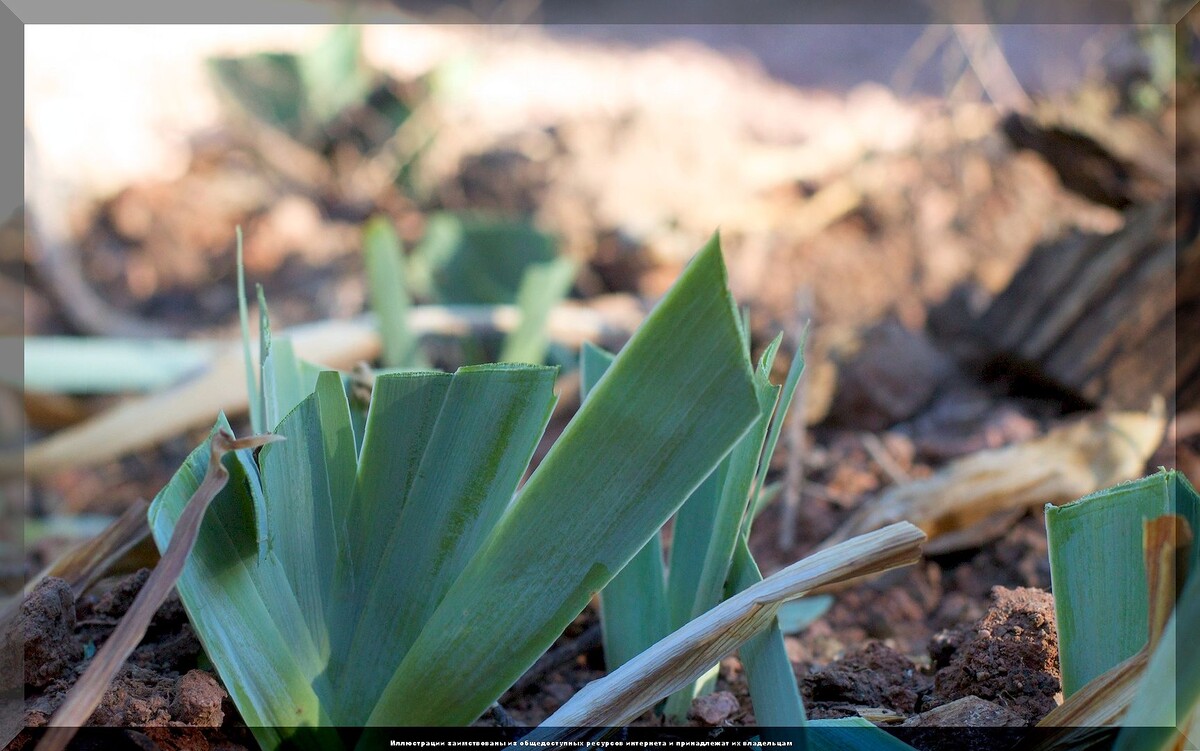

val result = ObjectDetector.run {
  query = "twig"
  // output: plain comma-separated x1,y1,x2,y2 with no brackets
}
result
36,430,278,751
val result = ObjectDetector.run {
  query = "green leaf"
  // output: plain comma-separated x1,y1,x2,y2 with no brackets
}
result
257,375,358,662
581,342,669,671
22,337,217,394
236,228,260,433
408,213,558,304
208,53,308,141
807,718,916,751
147,418,335,751
335,364,557,721
500,256,577,364
751,325,807,511
366,233,760,726
297,25,371,127
730,539,805,728
362,216,426,369
777,595,833,635
664,342,779,718
1046,470,1200,695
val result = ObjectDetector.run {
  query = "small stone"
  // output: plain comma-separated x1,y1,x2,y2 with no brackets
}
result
689,691,740,725
901,696,1026,727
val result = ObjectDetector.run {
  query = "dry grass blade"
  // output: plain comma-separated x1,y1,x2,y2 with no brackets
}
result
35,430,278,751
532,522,925,737
0,501,153,637
25,500,150,599
822,403,1166,553
1037,514,1191,734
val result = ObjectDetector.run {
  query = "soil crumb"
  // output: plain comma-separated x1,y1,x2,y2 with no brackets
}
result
689,691,740,726
929,586,1060,724
802,642,930,718
170,669,227,726
20,577,83,688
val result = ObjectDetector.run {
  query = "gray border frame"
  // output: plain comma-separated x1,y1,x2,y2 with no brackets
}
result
3,0,1197,746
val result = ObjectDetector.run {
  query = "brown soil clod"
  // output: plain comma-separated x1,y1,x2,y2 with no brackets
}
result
21,577,83,688
689,691,741,726
802,642,931,718
170,670,227,727
929,586,1060,725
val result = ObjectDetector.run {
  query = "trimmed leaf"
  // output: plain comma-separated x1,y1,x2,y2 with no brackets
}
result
148,418,334,750
366,233,761,726
807,718,916,751
582,342,669,671
335,364,557,720
777,595,833,635
1046,470,1200,695
42,430,276,751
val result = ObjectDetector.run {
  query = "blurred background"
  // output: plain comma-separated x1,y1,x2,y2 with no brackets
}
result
8,8,1200,729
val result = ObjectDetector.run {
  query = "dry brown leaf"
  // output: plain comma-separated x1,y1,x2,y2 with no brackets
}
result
822,400,1166,553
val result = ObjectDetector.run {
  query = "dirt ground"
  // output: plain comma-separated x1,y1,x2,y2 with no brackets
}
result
12,21,1193,749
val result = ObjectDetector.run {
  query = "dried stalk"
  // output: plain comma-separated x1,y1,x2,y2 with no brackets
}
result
36,430,278,751
531,522,925,739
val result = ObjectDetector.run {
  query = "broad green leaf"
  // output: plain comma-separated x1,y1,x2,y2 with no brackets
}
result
363,216,426,369
582,342,669,670
336,364,557,720
500,256,577,364
730,539,805,729
148,418,334,751
1046,470,1200,695
257,376,358,662
366,233,761,726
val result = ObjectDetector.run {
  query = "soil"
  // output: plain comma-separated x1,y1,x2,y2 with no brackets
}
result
14,22,1185,748
12,573,249,750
